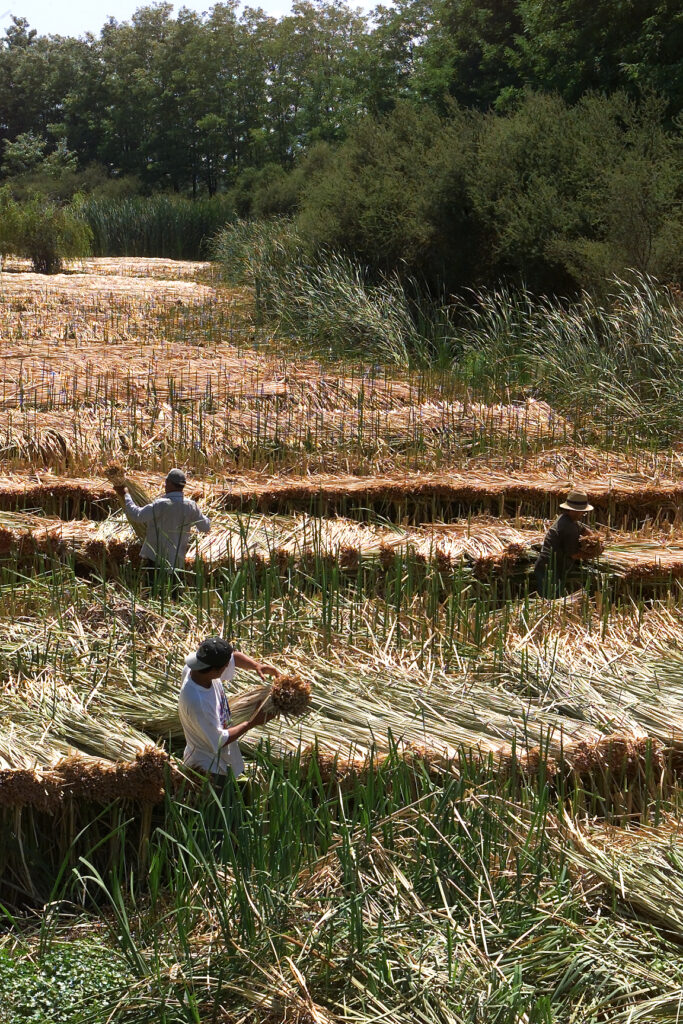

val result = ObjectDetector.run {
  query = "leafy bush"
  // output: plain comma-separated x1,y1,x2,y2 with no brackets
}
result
14,198,92,272
0,193,92,272
0,186,21,259
294,91,682,296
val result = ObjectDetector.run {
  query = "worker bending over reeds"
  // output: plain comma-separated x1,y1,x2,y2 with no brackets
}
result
178,636,278,789
113,468,210,595
534,490,593,597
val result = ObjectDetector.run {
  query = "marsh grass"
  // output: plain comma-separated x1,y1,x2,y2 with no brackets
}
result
81,196,235,260
5,752,683,1023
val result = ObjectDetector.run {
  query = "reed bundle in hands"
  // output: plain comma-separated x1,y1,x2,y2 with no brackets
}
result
104,462,153,506
230,673,312,724
103,462,154,542
579,530,606,559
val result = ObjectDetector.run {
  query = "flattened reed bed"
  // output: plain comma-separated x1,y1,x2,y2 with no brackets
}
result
0,399,572,474
0,350,420,413
3,256,214,281
0,268,215,301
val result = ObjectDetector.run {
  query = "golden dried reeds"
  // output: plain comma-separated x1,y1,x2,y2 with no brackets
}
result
578,530,606,559
1,464,682,524
0,747,169,811
230,674,312,724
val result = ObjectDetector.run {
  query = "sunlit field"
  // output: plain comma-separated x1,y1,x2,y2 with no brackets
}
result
2,257,683,1023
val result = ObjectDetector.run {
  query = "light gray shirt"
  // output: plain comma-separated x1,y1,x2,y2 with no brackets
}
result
124,491,210,568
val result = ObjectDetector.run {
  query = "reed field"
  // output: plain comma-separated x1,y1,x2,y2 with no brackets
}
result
3,256,683,1022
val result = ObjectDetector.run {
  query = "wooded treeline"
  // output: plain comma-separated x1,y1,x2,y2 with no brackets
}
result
0,1,681,291
2,1,680,195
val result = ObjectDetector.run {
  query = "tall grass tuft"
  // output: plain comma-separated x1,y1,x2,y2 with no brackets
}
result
80,195,235,259
460,274,683,440
212,219,456,365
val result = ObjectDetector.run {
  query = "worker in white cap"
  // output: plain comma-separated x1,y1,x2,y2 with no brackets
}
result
113,468,210,594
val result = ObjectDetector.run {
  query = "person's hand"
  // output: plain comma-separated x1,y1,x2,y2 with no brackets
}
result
249,706,269,727
255,662,279,680
113,484,126,497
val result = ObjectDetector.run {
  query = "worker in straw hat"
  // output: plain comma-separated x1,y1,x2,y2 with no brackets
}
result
113,468,210,595
178,636,279,787
534,490,593,598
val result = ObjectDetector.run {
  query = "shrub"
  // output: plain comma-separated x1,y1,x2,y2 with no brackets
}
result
11,197,92,272
0,186,21,261
294,91,681,296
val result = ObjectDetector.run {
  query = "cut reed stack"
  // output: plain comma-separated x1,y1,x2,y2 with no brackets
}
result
1,465,682,525
0,747,170,812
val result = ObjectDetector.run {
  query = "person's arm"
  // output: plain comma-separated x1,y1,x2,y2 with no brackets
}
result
113,486,156,524
223,705,269,744
234,650,279,680
183,691,267,753
188,500,211,534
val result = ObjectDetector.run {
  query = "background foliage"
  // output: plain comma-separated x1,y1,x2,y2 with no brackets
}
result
0,2,679,286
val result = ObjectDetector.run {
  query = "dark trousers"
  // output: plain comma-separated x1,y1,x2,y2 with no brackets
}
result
141,558,184,598
534,563,566,598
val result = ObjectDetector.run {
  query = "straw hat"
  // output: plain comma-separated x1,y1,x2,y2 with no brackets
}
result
559,490,593,512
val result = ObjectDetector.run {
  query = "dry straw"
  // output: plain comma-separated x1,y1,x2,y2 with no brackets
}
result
0,747,169,811
1,463,682,524
230,673,312,723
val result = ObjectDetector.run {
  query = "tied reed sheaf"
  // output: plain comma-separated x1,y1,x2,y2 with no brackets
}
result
229,673,312,723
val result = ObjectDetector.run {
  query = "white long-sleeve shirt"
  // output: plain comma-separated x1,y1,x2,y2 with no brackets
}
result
124,491,210,568
177,656,245,776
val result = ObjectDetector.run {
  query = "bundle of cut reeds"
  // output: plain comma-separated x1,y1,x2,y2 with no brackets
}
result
578,530,606,559
229,673,312,724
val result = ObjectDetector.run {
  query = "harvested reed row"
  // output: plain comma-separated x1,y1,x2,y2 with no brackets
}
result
0,746,169,811
6,502,683,586
301,731,665,798
0,467,681,523
0,518,141,570
564,815,683,955
202,469,683,518
598,543,683,581
0,331,419,412
0,507,547,577
499,443,683,480
464,533,683,584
